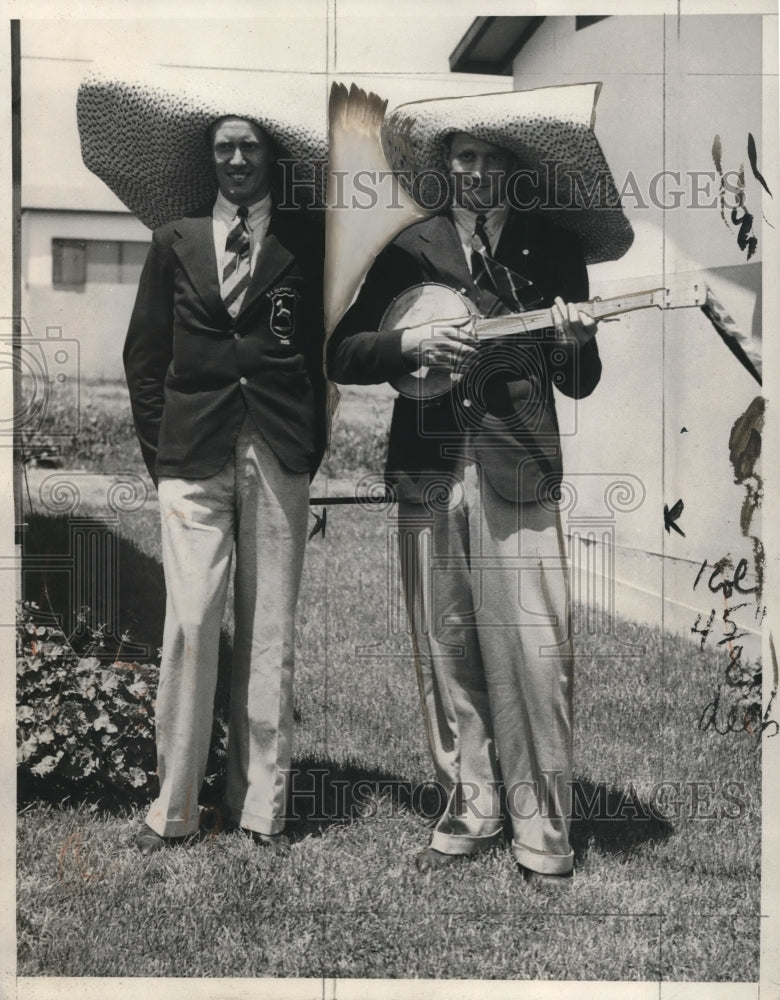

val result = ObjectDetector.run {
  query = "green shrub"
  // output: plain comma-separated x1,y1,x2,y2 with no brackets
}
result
327,420,390,476
20,377,393,480
16,601,227,810
19,379,145,475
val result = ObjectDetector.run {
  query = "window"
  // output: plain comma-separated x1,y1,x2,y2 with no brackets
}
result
52,239,86,288
52,238,150,290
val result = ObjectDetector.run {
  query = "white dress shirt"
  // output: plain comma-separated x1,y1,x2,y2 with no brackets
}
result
213,190,273,293
451,203,510,271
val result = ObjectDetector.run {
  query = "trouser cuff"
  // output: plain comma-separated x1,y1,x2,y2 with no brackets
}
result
512,839,574,875
145,806,200,839
430,828,503,856
226,803,286,837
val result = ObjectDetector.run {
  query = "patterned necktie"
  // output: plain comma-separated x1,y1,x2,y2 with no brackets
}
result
470,213,492,285
222,205,250,317
469,213,541,313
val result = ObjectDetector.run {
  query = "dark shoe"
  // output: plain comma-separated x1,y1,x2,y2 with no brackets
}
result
414,847,467,872
199,804,226,837
518,864,573,889
248,830,291,852
135,824,167,856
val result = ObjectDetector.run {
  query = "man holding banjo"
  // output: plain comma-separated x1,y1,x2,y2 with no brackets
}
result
327,86,633,883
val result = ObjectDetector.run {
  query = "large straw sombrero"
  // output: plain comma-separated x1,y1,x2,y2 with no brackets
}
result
381,83,633,264
77,65,328,230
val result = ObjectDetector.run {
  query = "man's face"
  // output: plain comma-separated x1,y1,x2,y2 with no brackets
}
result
211,118,274,206
446,132,515,211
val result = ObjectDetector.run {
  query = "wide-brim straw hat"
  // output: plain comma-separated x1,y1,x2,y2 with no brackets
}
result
77,65,328,230
381,82,634,264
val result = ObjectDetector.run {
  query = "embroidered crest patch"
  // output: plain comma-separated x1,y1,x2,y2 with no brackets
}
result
267,286,299,344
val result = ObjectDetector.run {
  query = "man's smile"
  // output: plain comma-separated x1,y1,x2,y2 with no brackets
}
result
212,118,275,206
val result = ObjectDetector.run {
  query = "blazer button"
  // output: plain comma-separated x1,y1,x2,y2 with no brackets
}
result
233,332,241,341
462,398,472,408
239,377,248,386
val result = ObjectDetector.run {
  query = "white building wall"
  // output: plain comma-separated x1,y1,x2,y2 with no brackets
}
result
510,15,771,654
21,210,151,381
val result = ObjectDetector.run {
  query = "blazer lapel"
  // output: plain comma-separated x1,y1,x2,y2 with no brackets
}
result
416,214,475,295
171,208,295,321
171,213,227,320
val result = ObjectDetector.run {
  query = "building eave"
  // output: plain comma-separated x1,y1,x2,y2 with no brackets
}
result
448,16,546,75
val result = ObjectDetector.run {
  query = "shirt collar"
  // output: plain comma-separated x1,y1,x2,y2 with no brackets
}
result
214,190,273,231
451,202,510,233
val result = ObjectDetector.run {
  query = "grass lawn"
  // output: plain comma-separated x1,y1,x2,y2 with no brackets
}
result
16,381,762,981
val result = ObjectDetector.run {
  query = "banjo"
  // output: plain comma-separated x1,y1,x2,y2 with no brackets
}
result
382,280,710,400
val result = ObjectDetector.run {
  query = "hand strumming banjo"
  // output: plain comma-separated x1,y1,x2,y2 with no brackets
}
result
382,280,709,400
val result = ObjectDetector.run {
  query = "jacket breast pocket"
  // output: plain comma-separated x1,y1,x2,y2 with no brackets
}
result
263,277,306,347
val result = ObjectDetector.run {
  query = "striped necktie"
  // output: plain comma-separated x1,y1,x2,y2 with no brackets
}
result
222,205,251,317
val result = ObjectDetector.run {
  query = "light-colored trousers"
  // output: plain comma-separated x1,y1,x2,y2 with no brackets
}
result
398,458,575,875
145,416,309,838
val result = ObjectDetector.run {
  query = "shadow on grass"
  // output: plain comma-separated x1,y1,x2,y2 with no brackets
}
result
19,513,675,861
249,762,676,854
279,757,451,840
20,509,234,674
196,757,453,841
21,510,168,661
569,779,674,858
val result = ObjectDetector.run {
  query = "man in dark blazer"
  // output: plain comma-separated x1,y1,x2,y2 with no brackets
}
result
328,131,599,883
125,116,326,854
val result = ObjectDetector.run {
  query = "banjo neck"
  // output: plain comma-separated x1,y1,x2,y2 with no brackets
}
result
384,277,710,400
474,284,706,340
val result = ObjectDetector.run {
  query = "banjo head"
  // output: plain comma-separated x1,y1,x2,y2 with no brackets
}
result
382,283,475,401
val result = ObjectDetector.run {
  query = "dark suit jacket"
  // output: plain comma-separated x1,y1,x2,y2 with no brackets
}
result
124,204,326,484
327,210,601,504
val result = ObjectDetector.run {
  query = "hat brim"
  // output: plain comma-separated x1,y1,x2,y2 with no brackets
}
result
77,65,328,230
380,83,634,264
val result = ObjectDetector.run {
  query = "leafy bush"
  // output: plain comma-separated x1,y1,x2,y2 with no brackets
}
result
20,377,393,479
19,378,145,474
16,601,227,810
327,420,390,476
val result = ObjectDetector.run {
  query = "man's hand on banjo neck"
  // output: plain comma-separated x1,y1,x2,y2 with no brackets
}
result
399,296,598,373
550,296,599,349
